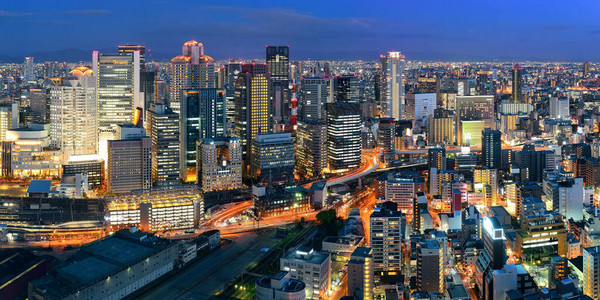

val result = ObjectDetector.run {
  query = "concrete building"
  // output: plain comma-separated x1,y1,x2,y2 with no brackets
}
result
347,247,374,300
417,239,443,293
3,125,60,178
296,120,327,179
549,97,569,120
455,95,494,146
326,102,362,172
583,245,600,299
253,185,310,219
332,75,360,103
280,246,331,300
482,128,501,169
378,118,396,163
428,117,454,145
406,93,436,124
266,46,290,122
0,102,18,141
515,210,567,260
107,137,152,194
62,154,104,189
29,228,179,300
49,67,97,162
147,103,180,186
300,77,329,121
255,271,306,300
251,132,295,185
196,137,242,192
474,167,498,207
105,185,203,232
370,202,403,276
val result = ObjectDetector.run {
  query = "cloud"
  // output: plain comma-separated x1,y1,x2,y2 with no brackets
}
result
0,11,32,18
65,9,111,16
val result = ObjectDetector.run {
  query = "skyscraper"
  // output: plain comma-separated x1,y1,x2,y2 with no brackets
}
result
512,64,522,103
482,128,501,169
370,202,403,277
197,137,242,192
49,67,97,163
233,63,271,175
180,89,226,181
583,246,600,299
326,103,362,172
377,118,395,163
168,41,216,115
300,77,328,122
147,102,180,186
251,132,295,184
266,46,290,121
380,51,406,120
93,50,141,140
296,120,327,179
428,147,446,171
455,95,494,146
332,74,360,103
222,60,243,124
416,239,443,293
0,102,19,141
24,57,34,82
107,137,152,194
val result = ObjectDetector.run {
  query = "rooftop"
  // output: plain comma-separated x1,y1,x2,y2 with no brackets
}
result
27,180,52,194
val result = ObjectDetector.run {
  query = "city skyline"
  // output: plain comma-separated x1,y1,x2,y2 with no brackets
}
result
1,1,600,62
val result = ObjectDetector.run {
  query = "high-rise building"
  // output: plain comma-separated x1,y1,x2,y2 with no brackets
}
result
233,63,271,175
475,216,506,299
544,176,584,222
251,133,295,185
584,62,590,78
378,118,395,163
28,88,49,123
24,57,34,82
370,202,403,276
296,120,327,179
168,41,216,115
455,95,494,146
0,102,19,141
332,75,360,103
147,103,180,186
482,128,501,169
222,60,243,124
107,137,152,194
416,239,443,293
326,103,362,172
180,89,226,181
405,93,436,123
428,117,454,145
196,137,242,192
300,77,328,122
517,145,555,182
49,67,97,163
583,246,600,299
347,247,373,300
428,147,446,171
474,167,498,207
512,64,523,103
266,46,290,122
549,97,569,120
93,50,141,140
380,51,406,120
417,76,437,94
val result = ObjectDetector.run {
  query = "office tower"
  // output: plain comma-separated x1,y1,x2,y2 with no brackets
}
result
549,97,569,119
428,147,446,171
347,247,373,300
444,78,476,96
380,51,406,120
24,57,34,82
583,246,600,299
300,77,328,122
378,118,395,163
255,271,306,300
93,50,141,141
326,103,362,172
296,120,327,179
512,64,523,103
475,217,506,299
416,239,443,293
417,76,437,93
584,62,590,78
62,155,104,189
266,46,290,122
147,103,180,186
180,89,226,181
29,88,49,123
118,46,153,124
370,202,403,276
517,145,555,182
280,247,331,300
233,63,271,175
482,128,501,169
455,95,494,146
168,40,216,114
428,117,454,145
116,123,146,140
460,120,485,147
118,45,146,68
405,93,436,123
544,176,584,222
107,137,152,194
196,137,242,192
251,132,295,184
332,75,360,103
474,167,498,206
222,60,243,123
476,71,494,95
383,173,425,222
49,67,97,163
0,102,18,141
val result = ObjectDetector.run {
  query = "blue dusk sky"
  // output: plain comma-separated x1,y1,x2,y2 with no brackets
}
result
1,0,599,61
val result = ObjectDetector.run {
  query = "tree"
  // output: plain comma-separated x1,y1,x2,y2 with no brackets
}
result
316,209,336,226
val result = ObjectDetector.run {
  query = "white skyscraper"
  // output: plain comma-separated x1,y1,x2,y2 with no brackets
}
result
381,51,406,120
50,67,98,163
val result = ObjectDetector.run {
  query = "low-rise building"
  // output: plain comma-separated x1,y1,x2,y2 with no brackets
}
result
280,246,331,300
255,271,306,300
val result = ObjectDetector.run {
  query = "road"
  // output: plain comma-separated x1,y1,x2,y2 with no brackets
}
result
138,230,280,300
